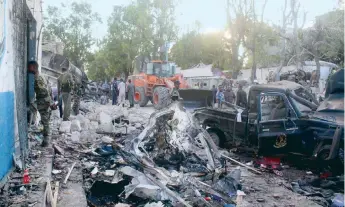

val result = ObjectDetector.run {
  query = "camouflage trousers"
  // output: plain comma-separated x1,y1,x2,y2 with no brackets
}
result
38,107,51,137
72,95,80,115
62,92,71,121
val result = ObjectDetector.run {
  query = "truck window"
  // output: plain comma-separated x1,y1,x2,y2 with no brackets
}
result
292,87,314,114
260,95,288,121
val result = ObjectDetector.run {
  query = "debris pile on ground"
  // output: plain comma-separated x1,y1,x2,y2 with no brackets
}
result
80,102,250,206
1,99,342,207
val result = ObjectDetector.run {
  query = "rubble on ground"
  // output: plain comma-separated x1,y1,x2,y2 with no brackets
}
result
1,100,342,207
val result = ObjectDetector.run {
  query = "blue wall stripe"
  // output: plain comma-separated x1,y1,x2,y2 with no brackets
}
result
0,92,15,180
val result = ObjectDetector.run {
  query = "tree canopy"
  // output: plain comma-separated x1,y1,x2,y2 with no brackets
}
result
43,0,344,81
43,2,102,69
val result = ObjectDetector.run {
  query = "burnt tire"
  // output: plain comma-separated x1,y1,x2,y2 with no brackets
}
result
153,87,171,110
134,87,149,107
318,145,332,161
317,145,344,172
207,128,225,148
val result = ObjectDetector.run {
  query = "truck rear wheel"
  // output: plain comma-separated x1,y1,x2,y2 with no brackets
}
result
153,87,171,110
134,87,149,107
207,128,225,148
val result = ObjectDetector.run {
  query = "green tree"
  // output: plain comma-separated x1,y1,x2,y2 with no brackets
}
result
170,31,230,70
244,21,280,68
87,0,178,80
43,2,101,69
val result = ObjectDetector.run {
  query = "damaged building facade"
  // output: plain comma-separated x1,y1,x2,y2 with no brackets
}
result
0,0,43,181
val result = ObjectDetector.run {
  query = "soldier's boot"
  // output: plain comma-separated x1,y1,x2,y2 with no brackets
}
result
41,136,50,147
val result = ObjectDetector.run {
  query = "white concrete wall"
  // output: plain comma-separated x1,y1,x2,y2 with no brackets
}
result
26,0,43,72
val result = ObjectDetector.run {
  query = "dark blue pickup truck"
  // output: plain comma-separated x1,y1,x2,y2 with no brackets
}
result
193,70,344,164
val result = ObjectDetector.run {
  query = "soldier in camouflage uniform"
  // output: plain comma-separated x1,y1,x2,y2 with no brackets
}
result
28,61,56,147
57,67,74,121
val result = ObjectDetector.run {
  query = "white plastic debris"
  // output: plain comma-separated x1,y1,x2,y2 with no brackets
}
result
104,170,115,176
52,169,62,175
114,204,131,207
91,167,98,175
306,171,313,175
59,121,71,133
236,190,246,204
111,170,123,184
236,109,243,122
144,202,164,207
101,136,114,144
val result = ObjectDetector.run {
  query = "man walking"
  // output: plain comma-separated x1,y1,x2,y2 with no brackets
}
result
111,77,118,105
127,79,135,108
117,79,126,107
28,61,56,147
57,67,73,121
236,84,247,108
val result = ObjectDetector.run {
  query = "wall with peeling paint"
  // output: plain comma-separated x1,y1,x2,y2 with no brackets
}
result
0,0,43,180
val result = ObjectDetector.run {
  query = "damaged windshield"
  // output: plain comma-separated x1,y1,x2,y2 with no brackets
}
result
291,87,315,114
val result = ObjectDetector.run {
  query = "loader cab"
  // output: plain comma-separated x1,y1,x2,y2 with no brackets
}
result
146,61,176,77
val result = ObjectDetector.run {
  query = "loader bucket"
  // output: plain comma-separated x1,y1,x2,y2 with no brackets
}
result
178,89,214,110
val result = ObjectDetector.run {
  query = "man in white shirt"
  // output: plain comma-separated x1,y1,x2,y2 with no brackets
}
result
117,79,126,106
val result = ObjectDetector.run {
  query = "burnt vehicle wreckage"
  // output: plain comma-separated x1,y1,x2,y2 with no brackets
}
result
192,70,344,165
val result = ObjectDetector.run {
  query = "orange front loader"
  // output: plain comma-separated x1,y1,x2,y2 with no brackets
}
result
129,60,189,110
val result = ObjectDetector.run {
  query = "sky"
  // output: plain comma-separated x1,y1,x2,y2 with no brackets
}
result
43,0,340,40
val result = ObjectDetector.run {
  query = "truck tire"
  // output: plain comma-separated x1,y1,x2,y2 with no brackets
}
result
317,145,344,172
153,87,171,110
134,87,149,107
207,128,225,148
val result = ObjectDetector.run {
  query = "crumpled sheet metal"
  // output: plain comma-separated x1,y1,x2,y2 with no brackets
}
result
120,166,174,201
128,102,220,170
120,102,226,206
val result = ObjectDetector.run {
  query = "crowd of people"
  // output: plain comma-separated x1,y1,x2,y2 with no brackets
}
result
97,78,136,107
212,83,247,109
29,58,246,148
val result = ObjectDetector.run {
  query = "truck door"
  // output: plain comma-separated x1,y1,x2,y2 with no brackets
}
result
257,92,302,155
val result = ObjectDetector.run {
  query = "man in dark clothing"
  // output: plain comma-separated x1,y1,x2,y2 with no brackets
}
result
212,85,217,104
57,67,73,121
111,78,118,105
224,88,236,104
236,84,247,108
127,79,135,107
171,80,180,101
